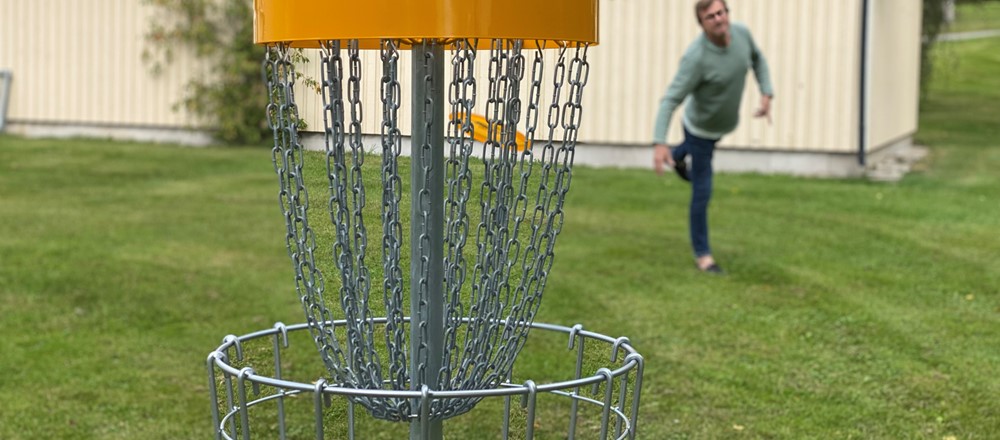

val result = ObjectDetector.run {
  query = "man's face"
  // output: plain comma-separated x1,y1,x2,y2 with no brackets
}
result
698,1,730,40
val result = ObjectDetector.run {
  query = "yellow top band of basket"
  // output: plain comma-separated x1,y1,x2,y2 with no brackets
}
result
253,0,598,49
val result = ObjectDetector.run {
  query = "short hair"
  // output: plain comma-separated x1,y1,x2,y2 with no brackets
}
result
695,0,728,23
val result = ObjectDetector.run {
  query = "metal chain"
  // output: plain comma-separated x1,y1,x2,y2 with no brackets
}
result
379,39,408,400
346,39,381,390
442,38,476,393
488,39,529,379
319,39,380,395
267,39,590,423
486,43,547,385
462,39,529,395
266,43,350,383
517,43,590,349
460,39,508,392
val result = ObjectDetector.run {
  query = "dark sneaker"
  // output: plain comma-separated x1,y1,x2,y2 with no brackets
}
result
674,160,690,182
699,263,724,274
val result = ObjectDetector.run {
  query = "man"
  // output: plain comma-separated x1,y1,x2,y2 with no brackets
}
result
652,0,774,273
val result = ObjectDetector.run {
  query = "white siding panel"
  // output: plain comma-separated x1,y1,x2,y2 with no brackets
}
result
869,0,922,149
579,0,862,152
1,0,921,156
288,1,865,153
0,0,200,127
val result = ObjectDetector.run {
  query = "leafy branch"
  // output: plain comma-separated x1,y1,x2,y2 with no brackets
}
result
142,0,317,145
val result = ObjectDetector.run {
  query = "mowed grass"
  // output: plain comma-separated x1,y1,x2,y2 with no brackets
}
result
946,1,1000,34
1,38,999,439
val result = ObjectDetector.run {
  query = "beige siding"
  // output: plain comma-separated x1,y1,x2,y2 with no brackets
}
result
868,0,922,148
294,0,867,153
583,0,863,152
0,0,200,127
0,0,921,155
296,49,413,140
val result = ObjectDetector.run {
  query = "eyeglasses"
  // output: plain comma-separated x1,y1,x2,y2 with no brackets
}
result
701,8,728,22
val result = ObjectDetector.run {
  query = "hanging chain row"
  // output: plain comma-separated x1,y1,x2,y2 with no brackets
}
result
319,39,401,416
265,39,590,422
264,44,352,385
378,39,409,406
441,39,477,399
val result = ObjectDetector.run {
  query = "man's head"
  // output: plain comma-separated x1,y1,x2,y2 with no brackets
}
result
695,0,730,41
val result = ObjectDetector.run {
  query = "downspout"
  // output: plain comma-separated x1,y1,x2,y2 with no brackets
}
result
859,0,872,166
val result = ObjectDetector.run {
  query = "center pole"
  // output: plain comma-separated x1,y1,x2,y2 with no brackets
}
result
409,41,445,440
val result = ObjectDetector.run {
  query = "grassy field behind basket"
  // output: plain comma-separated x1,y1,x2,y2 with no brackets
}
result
946,0,1000,33
1,36,999,440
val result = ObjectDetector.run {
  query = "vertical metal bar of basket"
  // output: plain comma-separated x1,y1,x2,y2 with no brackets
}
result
314,380,327,440
347,400,356,440
616,371,628,438
410,40,445,440
595,369,614,440
627,354,645,440
272,326,288,440
237,368,255,440
502,372,513,438
224,363,237,439
522,381,538,440
206,354,222,440
568,325,585,439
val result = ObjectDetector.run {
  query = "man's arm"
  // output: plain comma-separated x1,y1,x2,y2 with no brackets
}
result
747,29,774,122
652,51,700,174
652,51,701,145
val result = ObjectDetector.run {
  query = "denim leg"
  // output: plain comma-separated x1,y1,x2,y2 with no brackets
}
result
686,133,717,258
671,140,689,164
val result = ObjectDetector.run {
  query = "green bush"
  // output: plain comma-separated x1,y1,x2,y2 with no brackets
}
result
921,0,993,93
143,0,314,145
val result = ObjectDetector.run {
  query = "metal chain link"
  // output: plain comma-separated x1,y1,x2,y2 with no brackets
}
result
265,43,350,383
485,43,548,386
460,39,510,392
268,39,590,423
441,38,476,393
378,39,408,401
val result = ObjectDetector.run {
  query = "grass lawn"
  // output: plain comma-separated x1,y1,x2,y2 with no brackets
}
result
947,1,1000,34
1,38,999,440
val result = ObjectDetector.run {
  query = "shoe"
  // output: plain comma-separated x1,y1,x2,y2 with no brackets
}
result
698,263,723,274
673,160,690,182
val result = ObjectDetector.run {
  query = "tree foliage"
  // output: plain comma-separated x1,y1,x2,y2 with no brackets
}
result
143,0,274,145
920,0,991,92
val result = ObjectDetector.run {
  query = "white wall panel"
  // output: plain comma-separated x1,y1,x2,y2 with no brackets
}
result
0,0,201,127
869,0,922,149
579,0,863,152
0,0,922,154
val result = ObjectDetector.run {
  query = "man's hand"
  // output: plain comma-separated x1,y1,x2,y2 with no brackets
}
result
653,144,674,175
754,95,773,124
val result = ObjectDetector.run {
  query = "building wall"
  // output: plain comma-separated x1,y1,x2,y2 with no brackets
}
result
868,0,922,150
0,0,200,129
585,0,864,152
0,0,921,158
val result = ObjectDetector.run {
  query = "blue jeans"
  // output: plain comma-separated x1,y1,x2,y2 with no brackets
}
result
672,127,718,258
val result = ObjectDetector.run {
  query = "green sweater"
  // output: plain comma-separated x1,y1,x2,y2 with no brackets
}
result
652,22,774,143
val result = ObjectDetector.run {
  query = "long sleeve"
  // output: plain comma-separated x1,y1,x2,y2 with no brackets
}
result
748,32,774,97
652,52,701,144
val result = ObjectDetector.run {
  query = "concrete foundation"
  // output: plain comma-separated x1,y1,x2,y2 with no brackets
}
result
6,121,214,147
6,122,925,181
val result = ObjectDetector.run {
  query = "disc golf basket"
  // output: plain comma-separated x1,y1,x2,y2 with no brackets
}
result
206,1,645,439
